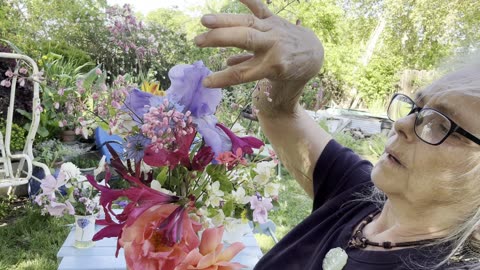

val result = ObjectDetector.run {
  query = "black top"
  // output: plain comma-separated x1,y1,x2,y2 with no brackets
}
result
253,140,478,270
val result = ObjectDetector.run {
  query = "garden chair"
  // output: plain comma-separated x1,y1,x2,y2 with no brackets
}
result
0,52,50,192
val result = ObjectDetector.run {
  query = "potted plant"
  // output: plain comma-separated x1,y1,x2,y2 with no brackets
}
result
69,152,101,175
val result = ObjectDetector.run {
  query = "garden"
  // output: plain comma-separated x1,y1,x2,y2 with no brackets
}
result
1,0,479,269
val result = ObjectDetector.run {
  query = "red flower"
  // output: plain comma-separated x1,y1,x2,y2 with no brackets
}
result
86,174,180,257
216,123,264,154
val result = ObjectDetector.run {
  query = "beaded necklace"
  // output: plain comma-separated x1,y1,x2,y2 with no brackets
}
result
347,210,439,249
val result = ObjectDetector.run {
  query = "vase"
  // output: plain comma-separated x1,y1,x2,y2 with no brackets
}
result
61,129,77,144
74,215,96,248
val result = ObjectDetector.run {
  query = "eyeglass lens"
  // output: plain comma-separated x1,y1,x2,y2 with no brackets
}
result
388,95,452,144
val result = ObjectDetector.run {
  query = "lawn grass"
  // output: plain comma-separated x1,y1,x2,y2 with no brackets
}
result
0,198,72,270
255,169,313,254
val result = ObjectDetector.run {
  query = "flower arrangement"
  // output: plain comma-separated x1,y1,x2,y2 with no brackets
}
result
83,61,280,269
34,161,103,217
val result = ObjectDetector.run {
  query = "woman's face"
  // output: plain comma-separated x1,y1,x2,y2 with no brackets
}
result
371,89,480,207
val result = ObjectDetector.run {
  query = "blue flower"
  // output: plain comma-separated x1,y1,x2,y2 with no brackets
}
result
124,134,151,163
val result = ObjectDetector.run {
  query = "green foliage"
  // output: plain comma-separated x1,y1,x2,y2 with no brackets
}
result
0,120,26,152
361,133,387,163
33,139,67,168
206,164,233,193
38,41,92,67
357,51,402,109
69,154,99,169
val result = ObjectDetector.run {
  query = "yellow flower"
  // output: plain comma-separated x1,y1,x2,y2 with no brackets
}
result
141,81,165,96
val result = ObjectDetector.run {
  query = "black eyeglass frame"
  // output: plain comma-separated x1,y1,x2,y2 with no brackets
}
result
387,93,480,146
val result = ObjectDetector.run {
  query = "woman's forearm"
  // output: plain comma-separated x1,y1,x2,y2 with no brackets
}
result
255,81,331,198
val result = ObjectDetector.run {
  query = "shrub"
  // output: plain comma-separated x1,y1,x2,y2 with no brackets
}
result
0,120,26,152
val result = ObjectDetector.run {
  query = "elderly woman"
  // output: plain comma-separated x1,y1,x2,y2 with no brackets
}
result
194,0,480,269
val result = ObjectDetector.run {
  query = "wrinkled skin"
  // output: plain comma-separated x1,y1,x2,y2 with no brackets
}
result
195,0,324,108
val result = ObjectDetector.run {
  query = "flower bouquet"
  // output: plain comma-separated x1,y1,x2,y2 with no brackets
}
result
84,61,280,269
34,161,102,217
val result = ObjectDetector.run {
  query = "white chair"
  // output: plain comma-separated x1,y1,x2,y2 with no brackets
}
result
0,52,50,192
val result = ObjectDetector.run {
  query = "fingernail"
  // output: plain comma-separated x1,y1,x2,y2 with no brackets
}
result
202,15,216,25
194,34,206,46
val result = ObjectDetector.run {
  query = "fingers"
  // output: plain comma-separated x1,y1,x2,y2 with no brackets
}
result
226,54,254,66
239,0,273,19
195,27,271,52
203,58,269,88
201,14,270,32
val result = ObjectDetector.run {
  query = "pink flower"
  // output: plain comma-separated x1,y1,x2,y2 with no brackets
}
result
175,226,246,270
5,69,13,78
19,67,28,74
58,88,65,95
216,148,247,170
250,195,273,224
120,204,202,270
216,123,263,155
95,68,102,75
0,79,11,88
40,174,66,195
46,201,75,216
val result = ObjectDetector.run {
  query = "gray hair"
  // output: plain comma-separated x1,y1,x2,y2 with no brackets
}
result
360,55,480,269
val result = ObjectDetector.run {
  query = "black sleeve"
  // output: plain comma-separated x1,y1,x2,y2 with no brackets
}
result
312,139,373,210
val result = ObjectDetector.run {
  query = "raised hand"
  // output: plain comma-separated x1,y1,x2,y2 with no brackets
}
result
195,0,324,90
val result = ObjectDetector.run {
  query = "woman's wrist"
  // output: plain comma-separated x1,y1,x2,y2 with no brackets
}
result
252,79,307,118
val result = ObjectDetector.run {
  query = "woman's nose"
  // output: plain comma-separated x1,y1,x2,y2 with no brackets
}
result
392,113,417,143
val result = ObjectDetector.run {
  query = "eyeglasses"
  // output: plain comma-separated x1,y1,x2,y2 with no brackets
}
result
387,93,480,146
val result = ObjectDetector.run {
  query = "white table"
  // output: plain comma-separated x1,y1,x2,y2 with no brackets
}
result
57,224,263,270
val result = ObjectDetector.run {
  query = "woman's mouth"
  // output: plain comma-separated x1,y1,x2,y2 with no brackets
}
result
386,153,403,166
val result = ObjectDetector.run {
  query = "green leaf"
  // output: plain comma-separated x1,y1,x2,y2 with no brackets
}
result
155,167,169,186
222,200,234,217
79,64,101,89
36,127,49,137
0,39,24,54
15,109,32,120
206,165,233,193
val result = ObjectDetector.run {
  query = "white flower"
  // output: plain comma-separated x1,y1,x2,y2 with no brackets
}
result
150,180,176,196
264,182,280,198
60,162,82,181
206,181,224,207
232,186,250,204
210,209,225,227
253,161,276,185
254,161,276,175
223,218,252,244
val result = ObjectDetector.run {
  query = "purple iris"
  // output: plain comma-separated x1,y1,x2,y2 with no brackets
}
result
164,61,231,156
166,61,222,118
123,89,154,122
